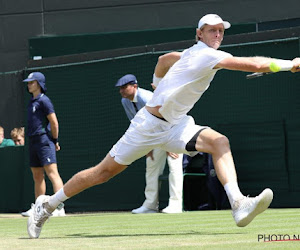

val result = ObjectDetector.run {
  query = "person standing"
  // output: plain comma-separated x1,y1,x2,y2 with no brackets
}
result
27,14,300,239
22,72,65,217
116,74,183,214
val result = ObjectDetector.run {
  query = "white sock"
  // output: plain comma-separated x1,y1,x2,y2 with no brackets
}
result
49,188,69,209
224,182,244,208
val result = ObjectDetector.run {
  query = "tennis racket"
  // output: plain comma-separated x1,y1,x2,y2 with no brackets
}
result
246,66,300,79
246,72,274,79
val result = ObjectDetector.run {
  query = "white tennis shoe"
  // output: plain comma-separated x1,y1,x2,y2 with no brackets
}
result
21,206,33,217
131,206,158,214
161,206,182,214
52,207,66,217
27,195,52,239
23,205,65,217
232,188,273,227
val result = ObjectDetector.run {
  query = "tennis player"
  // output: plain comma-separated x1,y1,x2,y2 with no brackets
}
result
27,14,300,239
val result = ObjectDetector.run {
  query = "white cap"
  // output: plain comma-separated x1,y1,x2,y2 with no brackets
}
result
198,14,231,29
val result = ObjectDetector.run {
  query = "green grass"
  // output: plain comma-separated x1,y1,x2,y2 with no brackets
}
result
0,209,299,249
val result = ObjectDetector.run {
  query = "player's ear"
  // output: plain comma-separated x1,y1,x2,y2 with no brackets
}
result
196,28,202,40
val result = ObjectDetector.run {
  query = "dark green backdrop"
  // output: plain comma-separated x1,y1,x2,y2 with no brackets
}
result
1,37,300,213
28,23,256,59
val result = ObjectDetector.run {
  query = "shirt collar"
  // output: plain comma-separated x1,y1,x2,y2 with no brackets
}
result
196,41,209,48
32,93,44,101
131,88,138,103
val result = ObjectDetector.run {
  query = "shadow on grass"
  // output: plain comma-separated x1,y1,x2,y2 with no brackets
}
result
63,231,246,238
20,231,246,240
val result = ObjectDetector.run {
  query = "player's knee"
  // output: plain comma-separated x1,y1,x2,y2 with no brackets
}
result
211,134,230,152
91,167,114,185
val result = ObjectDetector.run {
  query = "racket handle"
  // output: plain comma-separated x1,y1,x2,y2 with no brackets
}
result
246,66,300,79
246,72,265,79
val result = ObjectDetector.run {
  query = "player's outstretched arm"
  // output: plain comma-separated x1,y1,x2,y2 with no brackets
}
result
216,56,300,73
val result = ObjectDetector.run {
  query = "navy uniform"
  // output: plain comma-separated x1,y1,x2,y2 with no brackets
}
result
22,72,65,217
25,73,57,167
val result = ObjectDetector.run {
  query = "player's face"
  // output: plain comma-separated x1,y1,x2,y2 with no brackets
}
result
119,84,136,100
27,80,40,94
197,23,225,49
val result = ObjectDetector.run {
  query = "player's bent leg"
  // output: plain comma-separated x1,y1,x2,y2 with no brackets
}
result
194,128,237,186
194,128,273,226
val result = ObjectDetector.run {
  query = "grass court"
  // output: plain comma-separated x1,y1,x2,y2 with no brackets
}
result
0,208,299,249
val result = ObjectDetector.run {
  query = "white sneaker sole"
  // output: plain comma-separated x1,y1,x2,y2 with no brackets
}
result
27,195,50,239
162,209,182,214
21,212,31,217
27,214,40,239
236,188,273,227
132,210,158,214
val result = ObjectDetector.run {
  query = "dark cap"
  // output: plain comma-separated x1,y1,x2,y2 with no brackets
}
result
23,72,47,93
115,74,137,87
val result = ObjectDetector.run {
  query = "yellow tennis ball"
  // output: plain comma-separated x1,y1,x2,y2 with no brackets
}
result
269,62,281,72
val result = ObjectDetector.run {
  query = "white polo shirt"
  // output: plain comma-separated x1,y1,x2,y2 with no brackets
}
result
147,41,233,125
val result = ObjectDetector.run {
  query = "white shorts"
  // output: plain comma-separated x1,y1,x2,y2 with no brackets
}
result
109,107,207,165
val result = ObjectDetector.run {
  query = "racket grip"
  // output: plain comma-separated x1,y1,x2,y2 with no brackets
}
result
246,72,264,79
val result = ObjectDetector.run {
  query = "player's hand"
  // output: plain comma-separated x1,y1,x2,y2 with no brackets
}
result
55,142,60,151
291,58,300,73
151,83,156,90
146,150,154,160
167,152,179,159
